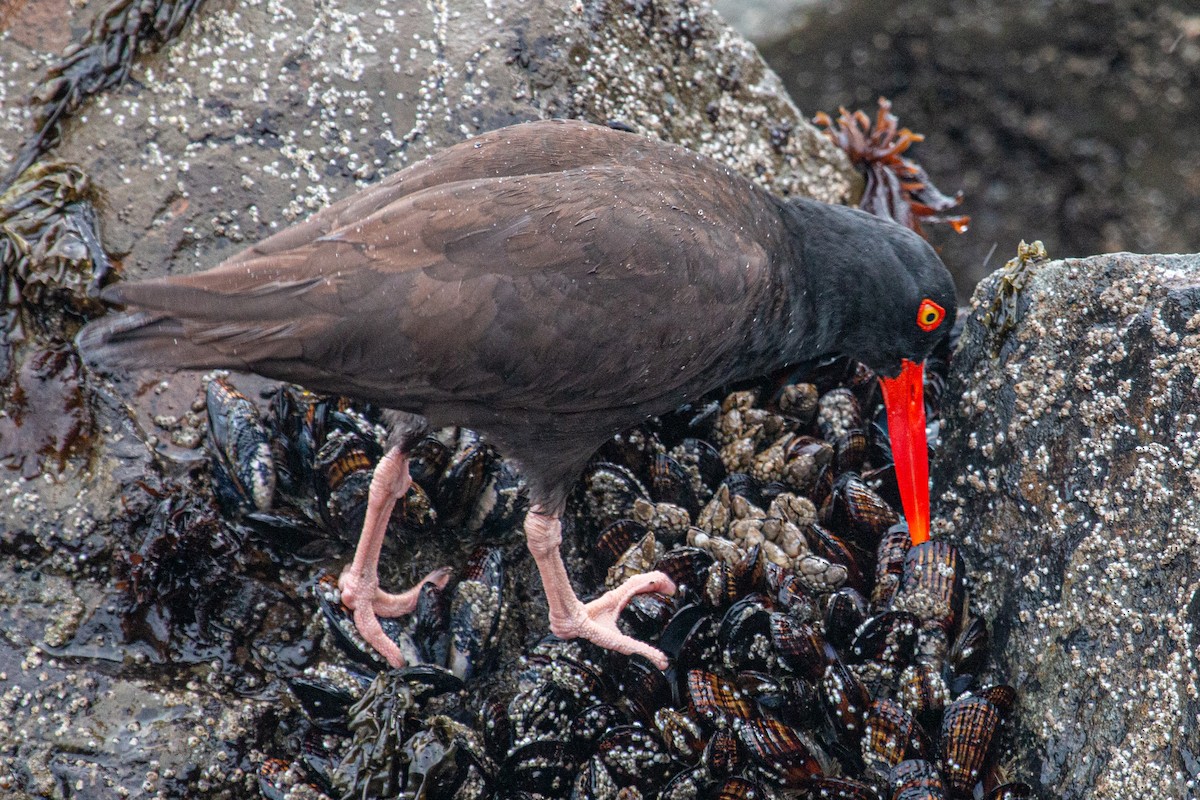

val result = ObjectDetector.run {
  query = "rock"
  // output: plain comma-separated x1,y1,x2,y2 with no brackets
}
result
935,249,1200,799
757,0,1200,299
0,1,854,796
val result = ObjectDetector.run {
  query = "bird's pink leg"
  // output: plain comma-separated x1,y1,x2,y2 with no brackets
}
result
338,446,452,668
525,505,676,669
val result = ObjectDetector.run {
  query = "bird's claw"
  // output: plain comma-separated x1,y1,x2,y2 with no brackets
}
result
550,570,676,670
337,565,454,668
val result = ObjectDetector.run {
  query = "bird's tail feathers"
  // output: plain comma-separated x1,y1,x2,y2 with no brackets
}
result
75,311,247,372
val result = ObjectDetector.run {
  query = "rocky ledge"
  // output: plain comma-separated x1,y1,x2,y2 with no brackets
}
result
936,247,1200,799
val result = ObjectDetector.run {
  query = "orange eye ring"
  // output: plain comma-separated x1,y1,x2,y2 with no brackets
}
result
916,298,945,332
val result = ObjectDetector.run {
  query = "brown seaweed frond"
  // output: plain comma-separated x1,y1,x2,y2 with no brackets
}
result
814,97,969,239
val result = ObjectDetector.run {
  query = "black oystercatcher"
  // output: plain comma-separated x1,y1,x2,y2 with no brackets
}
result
77,119,954,670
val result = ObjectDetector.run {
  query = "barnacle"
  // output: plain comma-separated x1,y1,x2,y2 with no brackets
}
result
814,97,970,238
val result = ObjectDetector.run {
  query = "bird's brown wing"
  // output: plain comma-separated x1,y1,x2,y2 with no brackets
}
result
91,157,786,418
221,119,675,264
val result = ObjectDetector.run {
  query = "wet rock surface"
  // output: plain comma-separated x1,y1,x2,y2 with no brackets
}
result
0,0,854,797
935,251,1200,799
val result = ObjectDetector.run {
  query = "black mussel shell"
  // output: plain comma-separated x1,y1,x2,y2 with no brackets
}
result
820,654,871,754
654,707,705,761
861,698,924,776
207,376,276,514
595,519,649,576
824,587,869,651
288,669,372,733
704,775,773,800
622,591,677,639
734,716,825,788
414,580,451,666
769,614,828,682
449,546,505,680
834,429,869,474
573,461,651,535
849,610,920,672
984,782,1035,800
805,524,867,595
650,452,701,518
480,698,512,764
702,727,744,778
939,694,1003,798
871,523,911,610
947,615,990,695
596,426,664,484
898,662,949,735
824,474,898,556
720,472,766,509
595,724,674,790
655,546,715,596
893,540,966,634
571,702,628,750
797,775,882,799
672,437,727,500
718,594,774,673
889,759,945,800
501,740,576,796
619,654,672,721
687,669,756,730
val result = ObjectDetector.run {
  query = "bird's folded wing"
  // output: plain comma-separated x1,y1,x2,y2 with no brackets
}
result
84,157,785,416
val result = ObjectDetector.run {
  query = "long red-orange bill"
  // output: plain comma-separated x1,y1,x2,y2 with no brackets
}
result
878,358,930,545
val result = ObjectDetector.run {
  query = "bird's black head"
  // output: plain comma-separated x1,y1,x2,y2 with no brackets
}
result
785,199,956,377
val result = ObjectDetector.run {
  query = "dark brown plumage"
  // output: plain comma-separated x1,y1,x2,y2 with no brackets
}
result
78,119,955,668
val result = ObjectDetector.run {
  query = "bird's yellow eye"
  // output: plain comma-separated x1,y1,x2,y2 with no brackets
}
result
916,298,945,332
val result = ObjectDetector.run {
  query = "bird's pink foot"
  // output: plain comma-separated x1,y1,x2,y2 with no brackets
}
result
525,506,676,670
335,445,453,668
337,564,453,668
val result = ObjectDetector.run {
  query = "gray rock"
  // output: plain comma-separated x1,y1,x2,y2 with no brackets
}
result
935,250,1200,799
0,1,853,797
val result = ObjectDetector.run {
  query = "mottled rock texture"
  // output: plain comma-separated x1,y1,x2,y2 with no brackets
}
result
935,251,1200,799
0,0,852,797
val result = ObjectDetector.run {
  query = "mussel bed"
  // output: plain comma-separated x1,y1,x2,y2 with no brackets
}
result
201,355,1031,800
